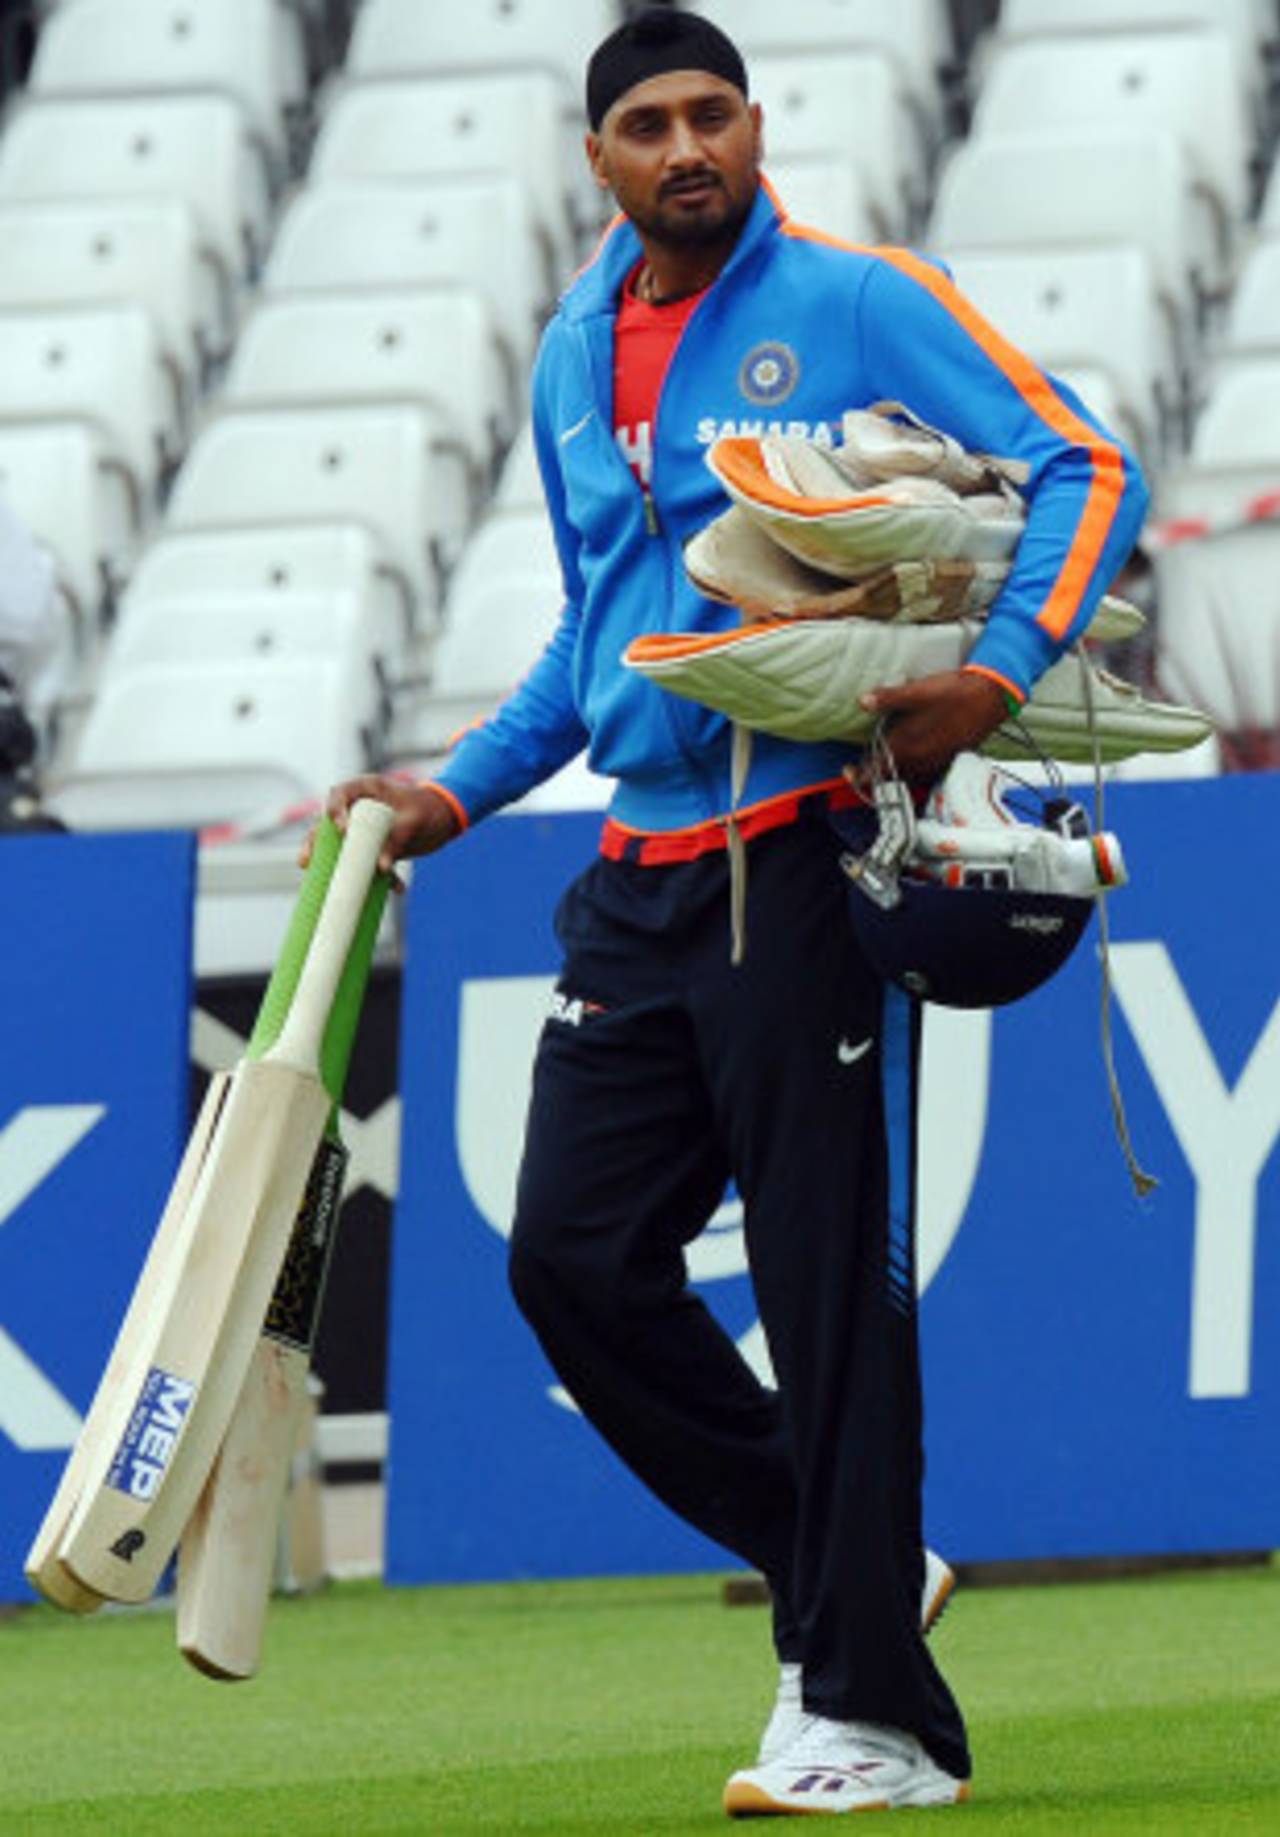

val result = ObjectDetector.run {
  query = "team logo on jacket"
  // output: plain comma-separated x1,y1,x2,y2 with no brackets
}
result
738,341,800,407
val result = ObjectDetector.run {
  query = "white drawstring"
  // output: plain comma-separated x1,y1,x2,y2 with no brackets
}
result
727,722,752,964
1077,643,1158,1198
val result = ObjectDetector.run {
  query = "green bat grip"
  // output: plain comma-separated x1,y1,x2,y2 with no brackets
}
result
320,869,391,1107
246,815,391,1109
247,817,342,1066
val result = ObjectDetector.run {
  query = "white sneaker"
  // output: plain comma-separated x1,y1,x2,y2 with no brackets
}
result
757,1662,804,1767
726,1716,970,1817
757,1551,956,1764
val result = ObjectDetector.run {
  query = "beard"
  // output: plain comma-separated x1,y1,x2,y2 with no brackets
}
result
622,170,757,250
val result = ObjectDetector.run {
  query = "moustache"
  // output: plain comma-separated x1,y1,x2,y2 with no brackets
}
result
661,171,723,198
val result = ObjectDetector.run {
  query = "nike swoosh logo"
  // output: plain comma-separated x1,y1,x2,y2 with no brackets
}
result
559,410,595,446
837,1037,873,1065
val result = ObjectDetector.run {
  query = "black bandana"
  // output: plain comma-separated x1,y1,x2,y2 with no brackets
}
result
586,7,748,131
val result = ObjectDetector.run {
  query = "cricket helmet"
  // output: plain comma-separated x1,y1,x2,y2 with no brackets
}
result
835,752,1126,1009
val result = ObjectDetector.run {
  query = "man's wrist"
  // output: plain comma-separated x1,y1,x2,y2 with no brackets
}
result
962,663,1023,721
419,780,469,835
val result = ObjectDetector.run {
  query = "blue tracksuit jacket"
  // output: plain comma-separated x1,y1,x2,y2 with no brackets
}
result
433,182,1149,837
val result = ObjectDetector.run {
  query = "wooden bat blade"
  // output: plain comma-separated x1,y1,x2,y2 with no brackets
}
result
177,1133,348,1681
279,1379,325,1594
177,1338,309,1679
55,1061,332,1604
28,1544,103,1616
32,798,391,1613
24,1072,233,1612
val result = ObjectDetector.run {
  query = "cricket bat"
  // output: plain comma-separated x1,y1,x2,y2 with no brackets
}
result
24,1071,233,1612
34,799,393,1607
177,860,389,1681
175,1137,345,1678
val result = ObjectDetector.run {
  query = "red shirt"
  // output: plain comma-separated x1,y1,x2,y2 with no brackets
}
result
613,264,706,488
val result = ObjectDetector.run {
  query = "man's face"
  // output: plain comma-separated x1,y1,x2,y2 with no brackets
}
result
587,70,763,250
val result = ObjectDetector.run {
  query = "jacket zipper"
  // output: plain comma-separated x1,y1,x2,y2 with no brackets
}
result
643,295,729,816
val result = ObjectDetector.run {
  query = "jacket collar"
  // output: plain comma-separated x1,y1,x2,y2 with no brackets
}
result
560,181,783,325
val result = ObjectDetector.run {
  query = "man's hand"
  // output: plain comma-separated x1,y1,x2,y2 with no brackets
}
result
858,670,1013,785
299,776,462,881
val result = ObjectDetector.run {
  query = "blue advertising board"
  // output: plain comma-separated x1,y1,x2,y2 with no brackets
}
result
386,777,1280,1582
0,832,196,1601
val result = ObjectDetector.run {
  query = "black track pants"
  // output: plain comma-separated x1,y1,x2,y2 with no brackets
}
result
507,809,970,1780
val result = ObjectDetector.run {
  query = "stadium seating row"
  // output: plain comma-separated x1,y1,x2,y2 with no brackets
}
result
17,0,617,827
923,3,1279,760
1,0,1277,823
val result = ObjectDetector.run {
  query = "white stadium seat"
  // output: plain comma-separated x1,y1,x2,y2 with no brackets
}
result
222,289,512,483
446,508,561,613
264,177,545,378
1188,360,1280,468
335,0,634,248
165,404,468,618
312,72,575,287
408,508,562,752
1153,365,1278,745
765,158,878,246
1223,241,1280,357
492,421,544,514
1157,459,1279,526
124,525,412,648
944,247,1176,465
0,303,178,496
0,421,142,627
1262,158,1280,237
48,657,378,831
0,198,219,388
0,95,272,292
28,0,305,161
929,130,1200,357
346,0,617,99
108,589,397,688
971,33,1248,286
697,0,949,139
410,605,558,753
993,0,1268,111
1154,524,1280,739
750,53,922,237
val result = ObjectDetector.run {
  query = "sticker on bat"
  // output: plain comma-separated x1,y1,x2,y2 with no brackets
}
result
264,1135,349,1352
106,1366,197,1500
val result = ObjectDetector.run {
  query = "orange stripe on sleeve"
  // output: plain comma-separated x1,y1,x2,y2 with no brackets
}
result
780,224,1128,644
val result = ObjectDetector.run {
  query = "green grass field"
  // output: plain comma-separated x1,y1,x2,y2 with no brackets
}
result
2,1564,1278,1834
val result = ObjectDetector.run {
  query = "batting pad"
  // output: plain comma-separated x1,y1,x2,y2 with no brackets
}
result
625,620,1215,763
706,433,1024,574
685,504,1146,642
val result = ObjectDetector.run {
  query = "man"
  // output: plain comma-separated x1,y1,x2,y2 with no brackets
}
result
317,8,1148,1815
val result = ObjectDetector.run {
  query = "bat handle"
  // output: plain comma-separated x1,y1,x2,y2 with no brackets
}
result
264,799,394,1076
